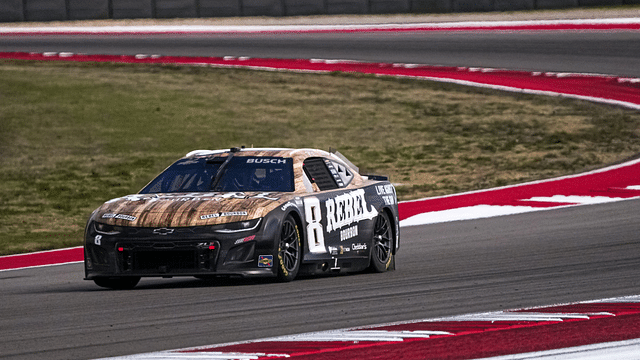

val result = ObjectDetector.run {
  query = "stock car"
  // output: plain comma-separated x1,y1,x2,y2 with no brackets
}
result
84,148,399,289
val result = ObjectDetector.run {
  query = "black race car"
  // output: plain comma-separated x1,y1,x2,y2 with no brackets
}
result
84,148,399,289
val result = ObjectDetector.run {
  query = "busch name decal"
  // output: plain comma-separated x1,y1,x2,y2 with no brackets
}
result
325,189,377,233
247,158,287,164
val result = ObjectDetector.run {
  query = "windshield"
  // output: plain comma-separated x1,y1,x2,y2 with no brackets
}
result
140,156,294,193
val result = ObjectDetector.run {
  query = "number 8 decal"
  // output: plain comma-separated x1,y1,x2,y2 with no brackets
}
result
304,197,326,253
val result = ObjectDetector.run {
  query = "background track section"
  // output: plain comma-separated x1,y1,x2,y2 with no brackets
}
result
1,31,640,76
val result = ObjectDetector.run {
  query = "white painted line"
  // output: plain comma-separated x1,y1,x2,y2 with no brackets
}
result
586,295,640,303
273,329,452,342
472,338,640,360
98,352,288,359
523,195,627,204
399,205,543,226
434,312,596,322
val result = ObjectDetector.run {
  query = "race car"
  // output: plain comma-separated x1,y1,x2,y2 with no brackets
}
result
84,148,400,289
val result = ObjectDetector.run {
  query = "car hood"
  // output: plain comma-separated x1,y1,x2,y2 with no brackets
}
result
92,192,297,228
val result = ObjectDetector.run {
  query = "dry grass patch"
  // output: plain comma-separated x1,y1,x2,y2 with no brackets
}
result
1,60,639,254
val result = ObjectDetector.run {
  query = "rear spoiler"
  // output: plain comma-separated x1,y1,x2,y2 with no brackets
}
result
329,148,388,181
329,148,359,174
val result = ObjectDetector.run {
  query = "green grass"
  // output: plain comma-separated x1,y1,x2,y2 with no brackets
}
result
1,60,640,255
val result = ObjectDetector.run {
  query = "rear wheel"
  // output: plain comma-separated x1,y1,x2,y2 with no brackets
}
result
277,215,301,282
369,211,394,272
93,276,140,290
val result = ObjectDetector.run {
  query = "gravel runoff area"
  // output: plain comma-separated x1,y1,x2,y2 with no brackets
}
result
0,6,639,28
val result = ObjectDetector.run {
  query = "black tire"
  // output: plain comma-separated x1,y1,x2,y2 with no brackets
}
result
93,276,140,290
369,211,394,273
276,215,302,282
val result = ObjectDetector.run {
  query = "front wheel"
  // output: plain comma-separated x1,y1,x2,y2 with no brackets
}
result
369,211,395,273
93,276,140,290
276,215,302,282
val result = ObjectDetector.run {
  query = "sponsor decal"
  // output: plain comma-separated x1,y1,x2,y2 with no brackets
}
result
258,255,273,268
375,184,395,195
101,213,137,221
328,246,351,255
382,195,395,206
235,235,256,245
325,161,344,187
352,243,367,251
223,211,248,216
325,189,377,233
377,184,397,205
197,242,217,250
247,158,287,164
200,211,249,220
340,225,358,242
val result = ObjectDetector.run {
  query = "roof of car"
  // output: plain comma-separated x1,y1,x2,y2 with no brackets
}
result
186,147,359,169
185,148,329,158
183,148,365,189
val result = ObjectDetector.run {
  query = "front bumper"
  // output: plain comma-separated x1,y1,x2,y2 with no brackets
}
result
84,221,278,279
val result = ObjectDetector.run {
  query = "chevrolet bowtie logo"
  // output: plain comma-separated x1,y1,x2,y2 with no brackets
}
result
153,228,175,235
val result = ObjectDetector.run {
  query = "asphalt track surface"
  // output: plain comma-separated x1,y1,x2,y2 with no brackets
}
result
2,24,640,360
1,31,640,77
1,199,640,359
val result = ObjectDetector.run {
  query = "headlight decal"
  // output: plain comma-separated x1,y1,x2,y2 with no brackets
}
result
93,222,122,235
212,218,262,233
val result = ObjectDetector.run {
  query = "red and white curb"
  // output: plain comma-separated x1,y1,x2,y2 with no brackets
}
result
0,246,83,272
401,156,640,226
1,18,640,111
97,296,640,359
1,51,639,111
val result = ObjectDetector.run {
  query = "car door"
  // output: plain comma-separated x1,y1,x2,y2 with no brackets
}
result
300,157,378,262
